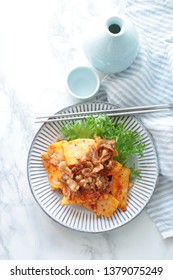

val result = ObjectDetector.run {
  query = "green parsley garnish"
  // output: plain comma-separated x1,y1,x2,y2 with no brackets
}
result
61,115,145,178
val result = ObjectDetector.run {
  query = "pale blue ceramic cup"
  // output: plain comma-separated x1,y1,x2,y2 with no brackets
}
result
66,66,100,100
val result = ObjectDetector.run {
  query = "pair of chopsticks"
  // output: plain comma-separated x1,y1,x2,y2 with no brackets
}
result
35,103,173,123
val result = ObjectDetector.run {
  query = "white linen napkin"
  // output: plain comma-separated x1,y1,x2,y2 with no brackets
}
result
97,0,173,238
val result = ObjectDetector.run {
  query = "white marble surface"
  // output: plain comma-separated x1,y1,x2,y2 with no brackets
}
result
0,0,173,260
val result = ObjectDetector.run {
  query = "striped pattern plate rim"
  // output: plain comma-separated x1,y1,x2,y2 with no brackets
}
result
27,101,159,233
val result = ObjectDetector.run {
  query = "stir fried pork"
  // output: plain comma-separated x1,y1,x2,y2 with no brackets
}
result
57,136,117,198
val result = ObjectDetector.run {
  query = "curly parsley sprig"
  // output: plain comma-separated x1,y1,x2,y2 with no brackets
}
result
61,115,145,178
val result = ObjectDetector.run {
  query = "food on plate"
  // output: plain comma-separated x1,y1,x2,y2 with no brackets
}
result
41,115,145,217
42,135,131,217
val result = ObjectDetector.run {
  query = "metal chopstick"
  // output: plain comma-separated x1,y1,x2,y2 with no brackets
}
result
35,103,173,123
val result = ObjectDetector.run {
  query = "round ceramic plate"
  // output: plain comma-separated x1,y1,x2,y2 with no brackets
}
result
27,102,158,232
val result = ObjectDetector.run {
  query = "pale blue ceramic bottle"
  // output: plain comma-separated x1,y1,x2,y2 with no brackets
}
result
84,16,139,73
